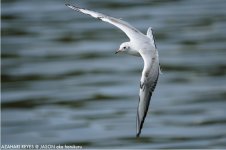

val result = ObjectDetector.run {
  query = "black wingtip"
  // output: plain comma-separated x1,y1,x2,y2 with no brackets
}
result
136,132,140,138
65,3,73,8
65,3,70,7
65,3,81,12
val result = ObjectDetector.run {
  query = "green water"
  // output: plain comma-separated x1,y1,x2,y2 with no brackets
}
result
2,0,226,148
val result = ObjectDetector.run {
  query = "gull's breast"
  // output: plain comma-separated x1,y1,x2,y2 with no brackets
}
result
128,49,141,57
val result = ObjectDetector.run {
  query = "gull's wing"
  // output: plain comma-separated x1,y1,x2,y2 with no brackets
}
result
136,50,159,137
147,27,157,49
65,3,144,41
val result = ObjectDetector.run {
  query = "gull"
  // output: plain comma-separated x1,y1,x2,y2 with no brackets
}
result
66,3,160,137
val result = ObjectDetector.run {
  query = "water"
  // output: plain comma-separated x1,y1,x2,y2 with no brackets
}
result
1,0,226,148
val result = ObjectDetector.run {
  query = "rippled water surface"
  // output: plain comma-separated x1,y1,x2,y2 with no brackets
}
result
2,0,226,148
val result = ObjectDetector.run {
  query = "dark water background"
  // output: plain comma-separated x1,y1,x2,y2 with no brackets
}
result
1,0,226,148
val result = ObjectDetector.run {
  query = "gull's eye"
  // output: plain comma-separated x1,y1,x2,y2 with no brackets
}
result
123,46,126,49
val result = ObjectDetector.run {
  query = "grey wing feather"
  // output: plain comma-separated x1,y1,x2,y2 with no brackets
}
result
136,59,159,137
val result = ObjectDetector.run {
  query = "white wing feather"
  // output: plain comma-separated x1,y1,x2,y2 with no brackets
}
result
65,4,144,41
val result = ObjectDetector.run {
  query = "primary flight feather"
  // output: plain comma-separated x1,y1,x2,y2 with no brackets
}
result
66,3,160,137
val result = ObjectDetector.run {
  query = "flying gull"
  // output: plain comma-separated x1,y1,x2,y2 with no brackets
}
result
65,3,160,137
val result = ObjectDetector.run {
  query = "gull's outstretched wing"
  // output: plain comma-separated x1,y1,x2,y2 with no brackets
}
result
136,50,159,137
65,3,144,41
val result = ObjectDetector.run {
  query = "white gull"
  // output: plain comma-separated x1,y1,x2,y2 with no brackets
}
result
66,3,160,137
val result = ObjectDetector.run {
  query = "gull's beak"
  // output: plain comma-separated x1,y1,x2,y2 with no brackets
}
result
115,49,120,54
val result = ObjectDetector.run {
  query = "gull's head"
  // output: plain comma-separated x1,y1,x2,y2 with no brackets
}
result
115,42,131,54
